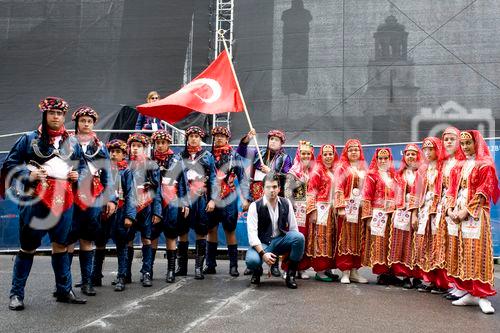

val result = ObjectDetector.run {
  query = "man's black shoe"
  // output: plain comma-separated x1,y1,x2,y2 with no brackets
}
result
81,283,96,296
8,295,24,311
56,290,87,304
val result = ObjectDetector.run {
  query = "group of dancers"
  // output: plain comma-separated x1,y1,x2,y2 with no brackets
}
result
2,96,498,315
270,128,498,315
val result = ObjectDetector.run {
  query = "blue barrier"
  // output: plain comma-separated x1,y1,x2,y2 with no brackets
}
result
1,140,499,256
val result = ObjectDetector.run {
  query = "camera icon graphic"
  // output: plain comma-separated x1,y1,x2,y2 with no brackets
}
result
411,100,495,141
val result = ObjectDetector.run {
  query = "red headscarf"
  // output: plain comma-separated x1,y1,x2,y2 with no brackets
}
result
289,141,315,181
398,143,422,175
442,126,465,160
368,147,395,176
422,137,444,169
339,139,366,170
461,130,499,203
314,144,339,172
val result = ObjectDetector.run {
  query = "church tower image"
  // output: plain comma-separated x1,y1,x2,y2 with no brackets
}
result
362,14,419,143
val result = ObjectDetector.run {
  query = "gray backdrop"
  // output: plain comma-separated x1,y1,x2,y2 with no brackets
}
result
0,0,499,149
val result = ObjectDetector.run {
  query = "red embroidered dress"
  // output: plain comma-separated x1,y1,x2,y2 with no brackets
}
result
361,148,396,275
305,145,338,272
446,130,499,297
388,144,421,277
334,139,367,271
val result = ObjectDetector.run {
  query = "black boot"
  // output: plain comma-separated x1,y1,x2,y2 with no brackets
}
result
250,267,263,285
52,252,86,304
203,241,218,274
79,250,96,296
150,248,157,280
194,239,206,280
175,241,189,276
141,245,153,287
91,249,105,287
125,246,134,284
270,257,281,277
286,261,298,289
227,244,239,277
9,251,34,309
166,250,176,283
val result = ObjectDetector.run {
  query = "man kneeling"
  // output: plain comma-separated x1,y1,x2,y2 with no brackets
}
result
245,173,305,289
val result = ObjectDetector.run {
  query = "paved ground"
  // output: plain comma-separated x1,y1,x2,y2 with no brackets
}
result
0,254,499,333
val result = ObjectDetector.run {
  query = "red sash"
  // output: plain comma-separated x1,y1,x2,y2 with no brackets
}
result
74,175,104,210
189,180,207,197
217,170,236,200
34,178,74,216
250,181,264,201
161,184,178,207
137,187,154,213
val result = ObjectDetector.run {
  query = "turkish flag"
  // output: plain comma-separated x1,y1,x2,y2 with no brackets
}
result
137,50,244,124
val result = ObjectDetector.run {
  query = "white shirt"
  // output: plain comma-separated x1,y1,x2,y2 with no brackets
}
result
52,136,62,149
246,196,298,247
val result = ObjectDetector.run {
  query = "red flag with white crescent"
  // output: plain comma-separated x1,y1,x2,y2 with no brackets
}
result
136,50,244,124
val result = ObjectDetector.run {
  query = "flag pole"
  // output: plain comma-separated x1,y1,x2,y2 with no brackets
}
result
217,29,264,165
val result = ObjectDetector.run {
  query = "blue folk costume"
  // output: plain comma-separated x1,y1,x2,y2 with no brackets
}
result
150,130,189,283
205,126,251,277
126,133,162,286
69,106,115,295
236,129,292,200
2,97,86,309
105,139,136,291
178,126,216,280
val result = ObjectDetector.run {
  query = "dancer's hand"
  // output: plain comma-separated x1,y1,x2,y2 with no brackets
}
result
242,199,250,212
206,200,215,212
182,206,190,218
124,218,133,228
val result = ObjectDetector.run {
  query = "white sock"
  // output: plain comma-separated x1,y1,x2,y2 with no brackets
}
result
454,290,467,297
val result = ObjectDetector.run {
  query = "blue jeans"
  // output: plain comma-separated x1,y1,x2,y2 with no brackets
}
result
245,231,305,270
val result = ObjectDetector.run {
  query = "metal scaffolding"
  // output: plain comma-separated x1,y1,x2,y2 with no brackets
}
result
212,0,234,131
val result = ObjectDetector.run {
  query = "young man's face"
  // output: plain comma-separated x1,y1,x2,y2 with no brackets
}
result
155,139,170,153
77,115,94,135
130,142,145,156
268,136,282,151
214,134,228,147
187,133,201,147
263,179,280,200
46,109,65,131
110,149,125,162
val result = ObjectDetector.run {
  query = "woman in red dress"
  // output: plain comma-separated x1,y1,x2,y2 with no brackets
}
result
361,148,397,285
305,144,339,282
334,139,368,284
283,140,315,279
388,143,422,289
413,137,448,292
439,127,466,299
446,130,499,314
